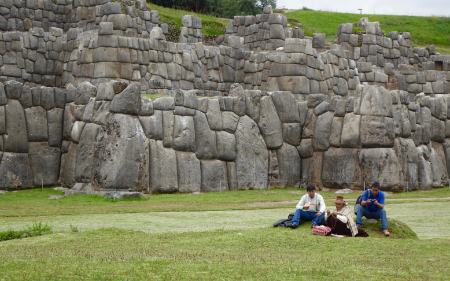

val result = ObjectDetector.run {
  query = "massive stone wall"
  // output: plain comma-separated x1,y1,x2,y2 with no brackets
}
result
1,1,450,192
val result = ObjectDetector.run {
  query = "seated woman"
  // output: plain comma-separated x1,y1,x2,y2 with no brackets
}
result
326,196,367,237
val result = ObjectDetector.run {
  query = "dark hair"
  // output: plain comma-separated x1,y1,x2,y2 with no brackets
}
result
306,184,316,192
371,180,381,189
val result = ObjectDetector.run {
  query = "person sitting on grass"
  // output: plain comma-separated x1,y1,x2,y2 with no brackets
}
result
289,184,326,229
326,196,367,237
356,180,390,237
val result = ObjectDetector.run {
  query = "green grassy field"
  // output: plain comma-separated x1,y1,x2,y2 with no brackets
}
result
147,2,229,37
146,1,450,53
1,187,449,280
285,9,450,54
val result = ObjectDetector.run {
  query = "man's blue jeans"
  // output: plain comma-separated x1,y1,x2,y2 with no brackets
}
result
356,205,389,230
292,209,325,227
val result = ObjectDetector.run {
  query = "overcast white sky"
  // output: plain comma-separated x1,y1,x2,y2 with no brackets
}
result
277,0,450,17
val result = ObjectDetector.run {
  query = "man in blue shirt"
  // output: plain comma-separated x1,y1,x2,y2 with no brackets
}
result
356,181,390,236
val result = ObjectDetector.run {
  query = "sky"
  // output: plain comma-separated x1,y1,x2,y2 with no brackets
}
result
277,0,450,17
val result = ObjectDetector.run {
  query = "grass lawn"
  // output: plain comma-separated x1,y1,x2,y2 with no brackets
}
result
0,187,449,280
147,2,229,37
285,10,450,54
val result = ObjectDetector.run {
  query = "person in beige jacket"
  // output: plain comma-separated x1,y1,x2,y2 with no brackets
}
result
325,196,360,237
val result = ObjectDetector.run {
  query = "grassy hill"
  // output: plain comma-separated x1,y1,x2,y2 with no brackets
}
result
285,9,450,54
147,2,450,53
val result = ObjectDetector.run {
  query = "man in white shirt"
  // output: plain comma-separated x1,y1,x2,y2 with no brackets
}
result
290,184,326,229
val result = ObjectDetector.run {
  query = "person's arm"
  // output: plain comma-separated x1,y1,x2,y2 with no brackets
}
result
296,195,306,209
361,190,371,206
318,195,326,213
374,192,385,209
336,214,348,223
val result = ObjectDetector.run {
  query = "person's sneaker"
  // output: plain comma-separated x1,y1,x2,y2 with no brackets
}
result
288,223,299,229
383,229,391,237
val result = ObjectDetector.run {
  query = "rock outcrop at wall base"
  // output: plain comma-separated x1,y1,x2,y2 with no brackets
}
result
1,1,450,192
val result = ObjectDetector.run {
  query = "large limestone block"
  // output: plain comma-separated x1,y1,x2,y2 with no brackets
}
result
139,110,163,140
194,111,217,159
48,108,64,147
300,152,323,187
25,106,48,141
258,96,283,149
110,83,141,115
359,148,401,190
430,142,448,187
235,116,268,189
329,117,343,147
206,99,222,130
282,123,301,146
244,90,262,122
95,114,149,191
270,91,300,123
322,148,361,188
176,152,201,193
0,106,5,134
59,143,77,187
313,111,334,151
75,81,97,105
149,140,178,193
201,160,228,192
417,145,433,189
431,117,445,143
0,83,6,105
163,111,174,147
29,142,61,186
75,123,101,183
0,152,33,188
4,100,28,153
173,115,195,152
216,131,236,161
63,103,76,140
277,144,301,187
341,113,360,148
222,111,239,133
359,86,392,117
360,116,395,147
394,138,419,190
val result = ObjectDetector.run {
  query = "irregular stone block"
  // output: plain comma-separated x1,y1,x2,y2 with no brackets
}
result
282,123,301,146
329,117,343,147
25,106,48,142
322,148,361,188
162,111,174,148
314,111,334,151
75,123,101,183
48,108,64,147
216,131,236,161
341,113,360,148
277,143,301,187
270,91,300,123
258,96,283,149
149,140,177,193
95,114,149,191
173,115,195,152
222,111,239,133
360,116,395,147
206,99,222,130
29,142,61,186
139,110,163,140
110,83,141,115
194,111,217,159
4,100,28,153
359,85,392,117
175,151,201,193
235,116,268,189
0,152,33,188
359,148,401,190
0,106,5,134
201,160,228,192
4,80,22,100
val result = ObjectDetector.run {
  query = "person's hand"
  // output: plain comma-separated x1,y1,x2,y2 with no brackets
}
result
316,212,321,217
303,205,309,210
331,212,337,217
326,210,331,216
